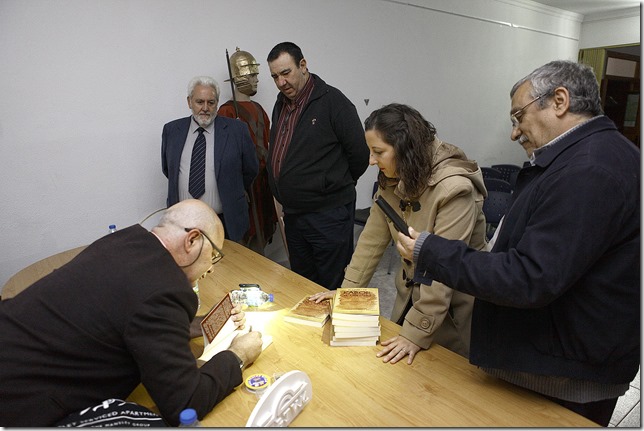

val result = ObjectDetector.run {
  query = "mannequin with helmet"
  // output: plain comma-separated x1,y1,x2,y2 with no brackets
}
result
228,48,260,96
218,47,278,255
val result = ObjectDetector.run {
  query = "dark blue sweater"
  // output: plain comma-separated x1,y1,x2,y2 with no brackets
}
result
414,116,640,385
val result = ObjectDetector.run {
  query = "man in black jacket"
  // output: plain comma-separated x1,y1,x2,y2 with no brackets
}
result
396,60,640,426
266,42,369,290
0,199,263,426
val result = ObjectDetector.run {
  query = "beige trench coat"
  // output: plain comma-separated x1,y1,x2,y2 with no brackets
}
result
342,139,488,357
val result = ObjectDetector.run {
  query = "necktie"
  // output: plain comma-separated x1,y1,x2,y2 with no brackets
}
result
188,127,206,199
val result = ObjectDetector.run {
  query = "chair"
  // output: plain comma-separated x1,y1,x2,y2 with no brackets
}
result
1,245,87,300
482,191,513,240
484,177,513,194
354,208,371,227
273,198,289,259
509,170,520,190
481,167,503,180
490,164,521,185
354,182,379,228
354,181,399,274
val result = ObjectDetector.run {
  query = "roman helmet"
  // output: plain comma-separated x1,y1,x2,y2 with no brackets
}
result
229,47,260,96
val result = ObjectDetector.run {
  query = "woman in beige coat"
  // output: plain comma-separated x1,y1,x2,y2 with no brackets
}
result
311,103,487,364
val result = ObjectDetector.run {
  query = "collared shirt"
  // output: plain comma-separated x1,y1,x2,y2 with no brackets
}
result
529,116,601,165
270,74,316,178
178,116,223,213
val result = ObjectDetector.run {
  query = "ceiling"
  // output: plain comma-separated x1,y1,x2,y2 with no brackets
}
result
533,0,641,57
531,0,641,16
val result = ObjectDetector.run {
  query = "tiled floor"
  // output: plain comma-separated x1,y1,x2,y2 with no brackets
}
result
263,224,641,427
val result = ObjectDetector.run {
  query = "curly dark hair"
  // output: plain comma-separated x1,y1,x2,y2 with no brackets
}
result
267,42,304,64
364,103,436,200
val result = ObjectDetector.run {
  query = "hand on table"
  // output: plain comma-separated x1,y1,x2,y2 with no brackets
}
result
309,291,335,303
396,227,420,261
377,335,421,365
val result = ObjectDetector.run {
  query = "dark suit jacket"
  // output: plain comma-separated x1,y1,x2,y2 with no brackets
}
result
162,115,258,241
0,226,242,426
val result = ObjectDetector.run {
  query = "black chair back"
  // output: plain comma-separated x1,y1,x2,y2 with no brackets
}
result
483,190,513,239
491,164,521,184
481,167,503,180
355,182,379,227
484,178,513,194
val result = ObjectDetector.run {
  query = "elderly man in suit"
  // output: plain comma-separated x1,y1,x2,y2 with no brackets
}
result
162,76,258,242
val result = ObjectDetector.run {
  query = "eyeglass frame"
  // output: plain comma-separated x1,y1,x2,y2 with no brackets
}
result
184,227,224,265
511,93,545,128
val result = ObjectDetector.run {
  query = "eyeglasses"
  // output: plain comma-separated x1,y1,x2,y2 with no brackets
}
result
511,94,544,128
184,227,224,265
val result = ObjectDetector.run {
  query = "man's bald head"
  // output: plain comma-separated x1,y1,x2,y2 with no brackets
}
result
157,200,223,243
152,199,225,282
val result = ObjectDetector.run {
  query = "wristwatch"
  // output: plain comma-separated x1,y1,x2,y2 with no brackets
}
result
233,352,244,370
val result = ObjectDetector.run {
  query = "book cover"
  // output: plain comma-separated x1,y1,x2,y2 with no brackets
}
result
198,295,273,363
200,293,234,345
331,287,380,317
283,295,330,328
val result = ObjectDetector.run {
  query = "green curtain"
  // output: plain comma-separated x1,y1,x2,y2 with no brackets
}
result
578,48,606,84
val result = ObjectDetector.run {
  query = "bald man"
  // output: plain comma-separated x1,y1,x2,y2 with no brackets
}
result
0,199,263,426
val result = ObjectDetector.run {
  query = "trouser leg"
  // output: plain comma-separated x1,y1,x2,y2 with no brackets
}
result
545,395,619,426
284,201,354,290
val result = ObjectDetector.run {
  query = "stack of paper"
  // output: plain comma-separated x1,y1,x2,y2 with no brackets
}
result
330,287,380,346
283,295,331,328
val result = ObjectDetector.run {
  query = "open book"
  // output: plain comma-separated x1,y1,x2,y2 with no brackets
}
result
198,293,273,363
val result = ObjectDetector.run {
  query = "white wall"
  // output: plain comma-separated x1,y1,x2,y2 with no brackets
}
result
0,0,592,289
579,7,641,49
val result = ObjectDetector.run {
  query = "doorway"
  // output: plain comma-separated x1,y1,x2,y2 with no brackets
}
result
602,49,640,146
579,44,640,147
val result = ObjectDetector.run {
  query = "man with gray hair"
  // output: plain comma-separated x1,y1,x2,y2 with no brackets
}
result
162,76,258,242
396,60,640,426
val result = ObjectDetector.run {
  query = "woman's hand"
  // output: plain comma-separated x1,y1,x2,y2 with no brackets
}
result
309,291,335,303
231,304,246,329
377,335,421,365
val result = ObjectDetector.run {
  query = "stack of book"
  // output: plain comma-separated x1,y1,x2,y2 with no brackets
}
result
330,287,380,346
283,295,331,328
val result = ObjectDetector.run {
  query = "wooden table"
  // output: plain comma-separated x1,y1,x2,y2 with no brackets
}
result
128,240,596,427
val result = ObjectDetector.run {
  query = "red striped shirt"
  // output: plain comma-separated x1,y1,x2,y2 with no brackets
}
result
271,75,315,178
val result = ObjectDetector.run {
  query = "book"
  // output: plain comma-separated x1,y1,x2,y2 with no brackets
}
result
331,287,380,318
200,293,235,345
331,314,380,325
198,294,272,363
332,325,381,337
330,338,378,347
329,288,381,347
333,332,380,340
329,326,378,346
283,295,331,328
